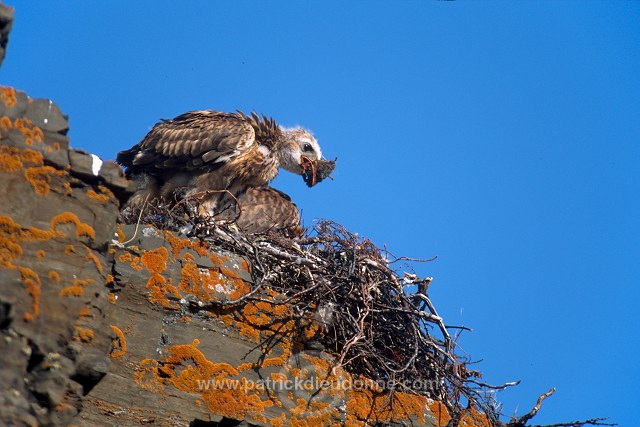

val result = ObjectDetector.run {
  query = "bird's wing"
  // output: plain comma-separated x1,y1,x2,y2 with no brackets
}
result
117,111,255,174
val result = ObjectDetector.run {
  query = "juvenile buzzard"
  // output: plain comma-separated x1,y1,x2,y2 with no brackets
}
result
116,110,324,216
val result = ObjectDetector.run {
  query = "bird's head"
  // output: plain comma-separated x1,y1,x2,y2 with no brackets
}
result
279,127,323,175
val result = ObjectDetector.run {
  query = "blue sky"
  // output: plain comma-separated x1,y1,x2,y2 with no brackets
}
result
4,2,639,425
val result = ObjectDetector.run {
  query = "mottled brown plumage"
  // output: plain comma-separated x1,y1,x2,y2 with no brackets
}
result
117,110,324,217
235,186,303,237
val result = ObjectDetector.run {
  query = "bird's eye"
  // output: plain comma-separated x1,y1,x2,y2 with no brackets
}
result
303,143,314,153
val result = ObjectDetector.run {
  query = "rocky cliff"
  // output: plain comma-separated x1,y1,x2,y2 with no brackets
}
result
0,84,498,426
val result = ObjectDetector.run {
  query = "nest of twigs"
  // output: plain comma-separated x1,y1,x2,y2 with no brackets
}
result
118,200,614,427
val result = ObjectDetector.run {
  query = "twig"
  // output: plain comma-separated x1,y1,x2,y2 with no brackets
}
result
513,388,556,426
466,378,521,390
258,241,319,267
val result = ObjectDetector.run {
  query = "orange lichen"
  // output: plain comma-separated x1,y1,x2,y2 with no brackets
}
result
270,372,288,383
178,262,251,304
115,226,125,243
87,185,114,205
1,86,17,107
141,247,168,274
209,286,316,347
345,387,430,425
24,166,66,195
109,325,127,358
1,214,100,320
270,414,286,427
146,274,180,309
55,403,75,412
85,247,103,274
0,116,11,130
48,270,60,283
428,401,452,426
120,251,143,271
59,278,93,297
36,250,45,258
0,216,72,320
135,358,164,393
164,231,210,257
63,181,72,195
79,306,93,318
74,327,94,343
108,292,117,304
15,117,44,146
18,266,41,321
141,340,272,422
0,145,23,172
50,212,96,240
459,408,492,427
21,149,44,165
64,245,75,255
139,246,180,308
235,300,293,342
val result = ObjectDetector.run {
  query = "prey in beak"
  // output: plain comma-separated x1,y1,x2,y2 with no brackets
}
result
301,157,337,187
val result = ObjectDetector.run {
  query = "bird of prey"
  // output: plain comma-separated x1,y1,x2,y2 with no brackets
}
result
234,186,303,237
116,110,325,217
